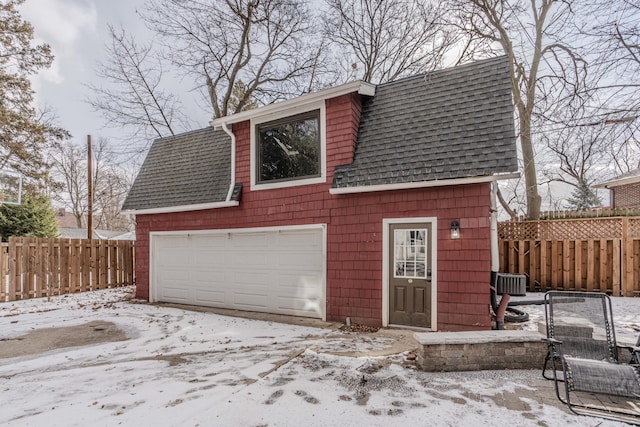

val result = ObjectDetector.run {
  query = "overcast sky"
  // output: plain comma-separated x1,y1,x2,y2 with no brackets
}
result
16,0,608,210
20,0,208,152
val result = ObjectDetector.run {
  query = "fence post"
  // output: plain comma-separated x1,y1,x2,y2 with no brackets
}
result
622,217,631,296
0,241,6,302
612,237,621,296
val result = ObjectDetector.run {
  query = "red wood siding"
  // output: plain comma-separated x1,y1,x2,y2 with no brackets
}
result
134,93,493,331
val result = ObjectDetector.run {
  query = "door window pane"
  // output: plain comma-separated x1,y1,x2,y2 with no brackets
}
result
393,229,428,278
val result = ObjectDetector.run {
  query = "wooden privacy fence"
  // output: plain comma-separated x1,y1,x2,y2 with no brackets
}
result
499,217,640,296
0,237,135,302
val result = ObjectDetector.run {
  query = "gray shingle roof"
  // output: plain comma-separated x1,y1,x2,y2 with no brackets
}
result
121,127,231,211
123,57,517,212
332,56,517,189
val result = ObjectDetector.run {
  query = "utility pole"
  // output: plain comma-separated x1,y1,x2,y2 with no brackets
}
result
87,135,93,241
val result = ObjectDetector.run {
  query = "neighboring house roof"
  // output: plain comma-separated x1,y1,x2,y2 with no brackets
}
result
56,210,80,228
58,228,135,240
121,127,232,212
594,168,640,188
332,56,517,190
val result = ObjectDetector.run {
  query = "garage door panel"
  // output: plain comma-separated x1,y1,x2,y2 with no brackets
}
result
278,230,321,246
158,286,191,302
229,251,269,267
232,232,269,247
277,280,322,299
192,233,225,247
157,248,191,266
193,269,225,284
194,289,226,305
277,273,321,288
276,296,322,316
233,292,269,308
192,250,223,265
234,271,271,287
152,227,325,319
277,252,323,269
159,268,190,283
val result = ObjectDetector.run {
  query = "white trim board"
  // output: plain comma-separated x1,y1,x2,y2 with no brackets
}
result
382,217,438,330
211,81,375,127
121,201,239,216
330,173,520,195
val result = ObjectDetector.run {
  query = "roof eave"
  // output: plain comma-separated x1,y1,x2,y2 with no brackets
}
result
121,200,239,216
594,175,640,189
210,81,376,128
329,173,521,195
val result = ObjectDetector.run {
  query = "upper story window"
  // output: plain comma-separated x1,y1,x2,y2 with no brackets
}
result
251,103,326,190
257,110,320,183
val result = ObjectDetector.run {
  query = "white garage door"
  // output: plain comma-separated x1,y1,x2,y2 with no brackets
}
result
151,226,325,319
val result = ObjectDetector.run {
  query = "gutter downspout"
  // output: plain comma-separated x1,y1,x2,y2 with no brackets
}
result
221,122,236,202
490,182,499,274
489,181,507,329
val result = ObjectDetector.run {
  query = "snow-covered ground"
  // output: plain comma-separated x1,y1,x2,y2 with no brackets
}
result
0,288,637,427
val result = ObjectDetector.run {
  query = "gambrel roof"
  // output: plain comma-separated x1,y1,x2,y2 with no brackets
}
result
122,127,231,212
122,56,517,214
332,56,516,189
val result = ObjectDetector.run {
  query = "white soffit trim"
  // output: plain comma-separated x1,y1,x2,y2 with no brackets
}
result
210,81,376,127
594,174,640,189
329,173,521,195
121,200,239,216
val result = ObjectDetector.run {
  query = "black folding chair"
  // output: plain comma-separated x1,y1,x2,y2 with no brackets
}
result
543,291,640,424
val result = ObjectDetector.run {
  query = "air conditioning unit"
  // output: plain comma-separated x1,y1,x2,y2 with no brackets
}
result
496,273,527,296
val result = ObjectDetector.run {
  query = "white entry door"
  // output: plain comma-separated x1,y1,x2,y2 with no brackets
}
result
151,226,325,319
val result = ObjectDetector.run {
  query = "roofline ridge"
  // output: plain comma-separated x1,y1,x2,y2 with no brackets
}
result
376,55,509,89
154,126,219,143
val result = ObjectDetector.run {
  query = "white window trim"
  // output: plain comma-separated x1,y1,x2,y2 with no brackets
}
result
250,101,326,191
393,228,429,279
382,217,438,330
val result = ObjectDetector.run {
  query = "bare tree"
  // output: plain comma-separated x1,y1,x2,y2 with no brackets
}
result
585,0,640,98
50,141,85,227
50,138,134,231
450,0,586,219
574,0,640,173
611,1,640,67
87,25,191,148
323,0,455,83
541,123,608,196
93,163,136,231
142,0,332,118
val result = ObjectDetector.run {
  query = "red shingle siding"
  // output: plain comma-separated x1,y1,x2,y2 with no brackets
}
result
612,182,640,208
324,185,492,331
233,121,251,185
135,93,493,331
326,93,361,180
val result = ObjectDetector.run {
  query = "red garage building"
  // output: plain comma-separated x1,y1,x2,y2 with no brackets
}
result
122,56,518,331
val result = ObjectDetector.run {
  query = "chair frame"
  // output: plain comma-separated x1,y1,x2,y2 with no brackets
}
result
543,291,640,425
